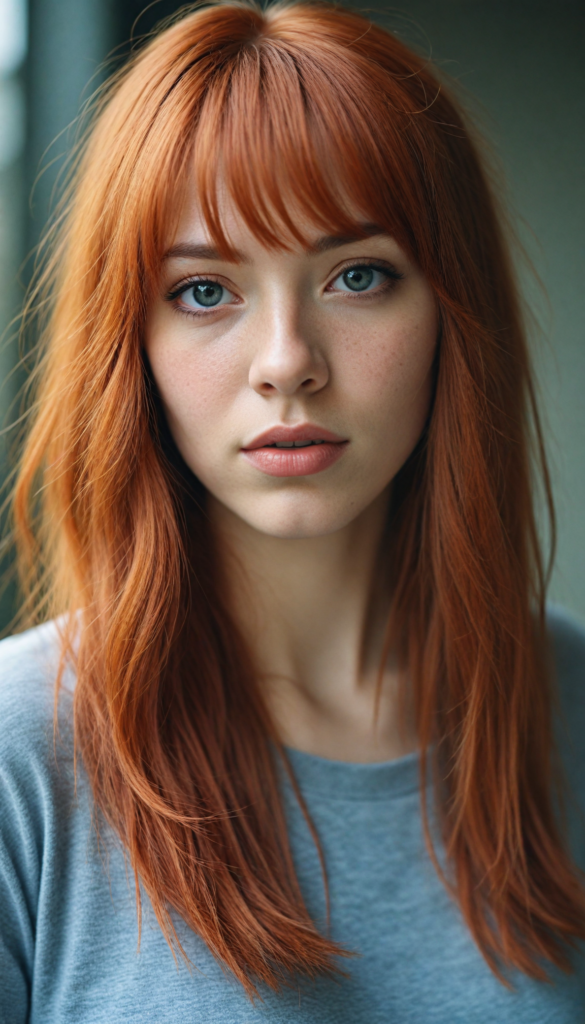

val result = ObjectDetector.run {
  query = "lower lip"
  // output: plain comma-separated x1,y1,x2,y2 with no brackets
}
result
241,442,348,477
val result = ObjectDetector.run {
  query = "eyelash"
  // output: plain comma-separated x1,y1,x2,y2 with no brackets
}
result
326,260,404,297
166,259,404,319
166,275,236,319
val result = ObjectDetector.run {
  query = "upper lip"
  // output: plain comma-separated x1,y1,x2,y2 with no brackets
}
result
242,424,347,450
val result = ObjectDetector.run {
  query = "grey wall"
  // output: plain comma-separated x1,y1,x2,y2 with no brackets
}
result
25,0,113,248
2,0,584,624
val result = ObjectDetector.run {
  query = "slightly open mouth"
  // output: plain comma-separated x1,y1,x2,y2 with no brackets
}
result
241,438,347,477
262,440,327,448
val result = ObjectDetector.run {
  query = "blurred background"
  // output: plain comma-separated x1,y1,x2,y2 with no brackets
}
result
0,0,583,628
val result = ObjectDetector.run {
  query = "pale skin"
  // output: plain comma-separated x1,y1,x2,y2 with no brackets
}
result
145,187,438,762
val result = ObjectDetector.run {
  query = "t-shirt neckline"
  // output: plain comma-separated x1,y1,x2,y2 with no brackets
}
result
281,745,424,801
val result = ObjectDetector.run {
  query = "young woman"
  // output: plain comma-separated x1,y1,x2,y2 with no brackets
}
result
2,1,585,1020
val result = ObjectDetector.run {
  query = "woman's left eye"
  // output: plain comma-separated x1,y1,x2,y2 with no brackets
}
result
176,279,235,310
330,265,395,294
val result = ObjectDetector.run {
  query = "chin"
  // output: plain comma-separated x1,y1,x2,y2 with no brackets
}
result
248,519,339,540
234,491,364,540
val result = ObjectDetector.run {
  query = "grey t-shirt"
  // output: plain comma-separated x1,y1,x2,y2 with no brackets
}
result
1,607,585,1023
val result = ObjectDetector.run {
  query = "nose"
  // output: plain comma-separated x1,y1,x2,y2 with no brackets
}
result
248,303,329,397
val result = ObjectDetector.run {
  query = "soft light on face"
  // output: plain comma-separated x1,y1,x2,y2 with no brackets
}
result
145,188,438,539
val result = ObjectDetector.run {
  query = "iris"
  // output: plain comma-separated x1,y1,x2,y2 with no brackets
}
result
192,281,223,306
343,267,374,291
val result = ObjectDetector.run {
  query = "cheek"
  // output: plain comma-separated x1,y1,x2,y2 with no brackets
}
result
333,303,438,431
146,335,241,448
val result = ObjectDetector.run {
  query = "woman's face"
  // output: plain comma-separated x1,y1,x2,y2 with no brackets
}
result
145,189,438,539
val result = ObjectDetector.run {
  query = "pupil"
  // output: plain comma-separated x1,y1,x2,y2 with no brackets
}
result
344,267,374,292
194,281,223,307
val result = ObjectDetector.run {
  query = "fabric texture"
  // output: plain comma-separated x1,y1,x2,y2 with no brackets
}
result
1,607,585,1023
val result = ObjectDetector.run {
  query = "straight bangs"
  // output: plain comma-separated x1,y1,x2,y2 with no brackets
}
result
71,2,474,326
190,18,423,260
117,2,449,295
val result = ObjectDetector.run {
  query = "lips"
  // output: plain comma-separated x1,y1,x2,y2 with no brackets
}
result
243,424,346,449
241,423,348,477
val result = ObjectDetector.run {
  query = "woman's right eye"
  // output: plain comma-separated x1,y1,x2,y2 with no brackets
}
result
175,279,236,311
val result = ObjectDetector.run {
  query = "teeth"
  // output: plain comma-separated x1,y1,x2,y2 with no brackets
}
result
271,440,326,448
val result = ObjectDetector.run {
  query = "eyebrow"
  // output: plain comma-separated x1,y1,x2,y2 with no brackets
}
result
162,225,388,264
162,242,251,263
306,226,386,254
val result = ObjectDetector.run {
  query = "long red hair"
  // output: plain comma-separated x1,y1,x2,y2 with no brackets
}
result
13,0,585,996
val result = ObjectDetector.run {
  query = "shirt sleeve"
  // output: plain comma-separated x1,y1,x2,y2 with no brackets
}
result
0,628,61,1024
0,760,39,1022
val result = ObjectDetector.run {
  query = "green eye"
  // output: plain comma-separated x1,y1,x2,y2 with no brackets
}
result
332,264,399,295
173,278,236,312
343,267,375,291
190,281,224,307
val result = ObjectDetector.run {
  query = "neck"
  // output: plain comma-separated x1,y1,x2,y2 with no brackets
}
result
209,488,416,762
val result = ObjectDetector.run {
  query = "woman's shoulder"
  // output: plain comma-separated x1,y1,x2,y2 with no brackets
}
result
0,619,74,772
0,619,75,876
0,621,79,1016
0,617,68,699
